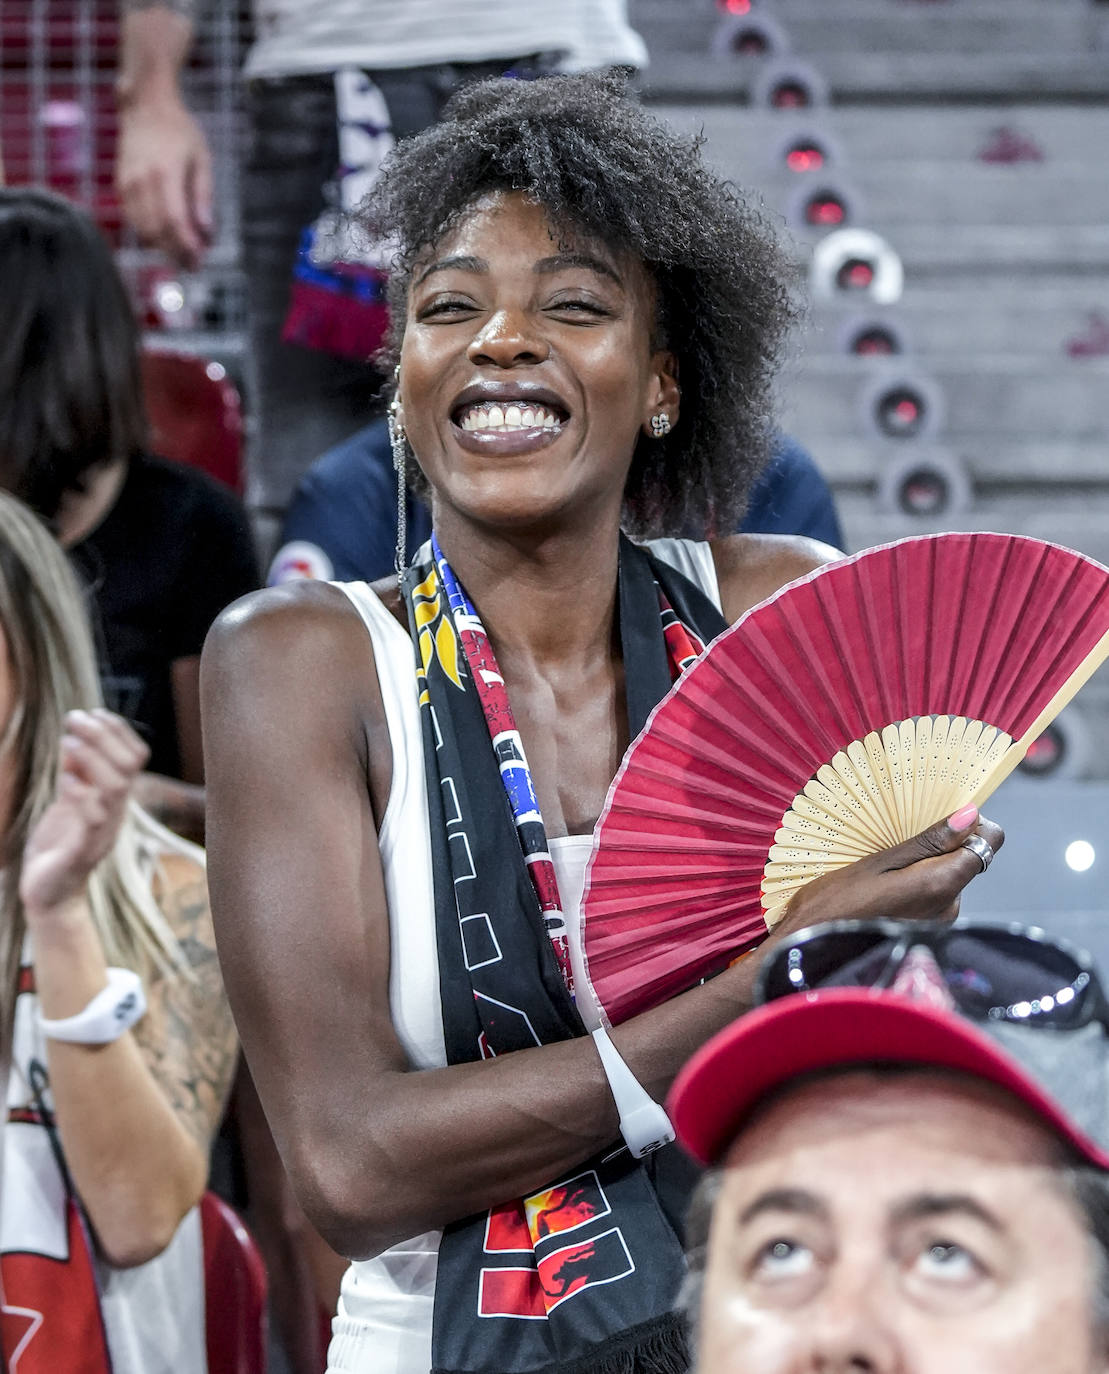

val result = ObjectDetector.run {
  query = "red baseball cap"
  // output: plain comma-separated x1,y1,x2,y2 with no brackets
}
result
668,987,1109,1169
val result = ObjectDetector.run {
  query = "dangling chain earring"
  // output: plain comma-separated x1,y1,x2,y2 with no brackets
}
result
650,412,672,438
389,368,408,579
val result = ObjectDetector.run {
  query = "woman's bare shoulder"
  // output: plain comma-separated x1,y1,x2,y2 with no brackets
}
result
202,579,390,723
201,577,397,831
709,532,843,623
206,579,370,658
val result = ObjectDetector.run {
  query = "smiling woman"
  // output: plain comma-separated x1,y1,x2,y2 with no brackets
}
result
370,71,793,539
201,72,1003,1374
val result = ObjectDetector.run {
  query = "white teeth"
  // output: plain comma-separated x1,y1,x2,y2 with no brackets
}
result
457,401,565,432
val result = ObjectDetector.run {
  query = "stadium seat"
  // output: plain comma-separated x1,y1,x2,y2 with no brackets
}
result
141,349,245,495
201,1191,268,1374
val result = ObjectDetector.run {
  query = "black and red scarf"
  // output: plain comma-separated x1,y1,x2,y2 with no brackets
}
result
403,535,728,1374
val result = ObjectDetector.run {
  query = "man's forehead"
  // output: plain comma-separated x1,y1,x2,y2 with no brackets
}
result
720,1066,1067,1180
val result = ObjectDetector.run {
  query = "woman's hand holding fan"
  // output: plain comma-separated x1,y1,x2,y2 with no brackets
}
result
581,532,1109,1026
777,801,1004,936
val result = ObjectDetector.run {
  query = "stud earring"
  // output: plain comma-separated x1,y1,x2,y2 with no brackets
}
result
650,412,672,438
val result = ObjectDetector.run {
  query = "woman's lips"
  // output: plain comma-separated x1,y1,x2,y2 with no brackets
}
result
449,418,565,457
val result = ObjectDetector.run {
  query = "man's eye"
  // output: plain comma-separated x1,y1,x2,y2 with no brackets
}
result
914,1242,981,1283
753,1238,813,1278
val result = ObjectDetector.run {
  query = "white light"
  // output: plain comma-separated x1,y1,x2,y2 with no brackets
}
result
1065,840,1096,873
155,281,186,315
206,362,226,382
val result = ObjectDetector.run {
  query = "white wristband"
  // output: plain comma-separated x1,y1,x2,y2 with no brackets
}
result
39,967,147,1045
591,1026,675,1158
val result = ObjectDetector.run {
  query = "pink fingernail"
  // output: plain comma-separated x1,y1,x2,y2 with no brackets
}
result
948,803,978,830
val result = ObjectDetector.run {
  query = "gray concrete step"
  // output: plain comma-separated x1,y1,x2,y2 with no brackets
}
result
798,435,1109,485
654,107,1109,230
632,0,1104,59
833,491,1109,565
780,355,1109,442
757,0,1106,53
810,286,1109,359
654,102,1109,270
770,162,1109,230
631,0,1109,97
810,223,1109,275
637,53,1109,102
665,105,1109,169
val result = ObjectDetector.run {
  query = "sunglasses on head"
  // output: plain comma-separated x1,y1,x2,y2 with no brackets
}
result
755,920,1109,1031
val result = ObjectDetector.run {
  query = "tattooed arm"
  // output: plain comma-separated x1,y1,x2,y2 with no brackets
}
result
132,852,239,1154
35,847,237,1267
115,0,212,268
26,713,237,1267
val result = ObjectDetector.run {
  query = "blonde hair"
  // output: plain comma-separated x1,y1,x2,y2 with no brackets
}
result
0,492,187,1048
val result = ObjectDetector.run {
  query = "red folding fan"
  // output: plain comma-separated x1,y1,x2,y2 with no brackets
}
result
581,532,1109,1025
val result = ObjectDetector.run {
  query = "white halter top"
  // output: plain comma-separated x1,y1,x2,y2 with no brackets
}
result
326,538,721,1374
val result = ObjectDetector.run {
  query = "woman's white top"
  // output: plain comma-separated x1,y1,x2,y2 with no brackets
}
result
3,837,209,1374
326,538,721,1374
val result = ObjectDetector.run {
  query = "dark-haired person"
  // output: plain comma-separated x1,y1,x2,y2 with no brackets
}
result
202,74,1001,1374
671,920,1108,1374
0,188,258,841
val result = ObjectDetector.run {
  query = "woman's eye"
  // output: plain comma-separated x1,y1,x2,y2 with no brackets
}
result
914,1241,981,1283
548,298,609,317
419,298,476,318
753,1238,814,1279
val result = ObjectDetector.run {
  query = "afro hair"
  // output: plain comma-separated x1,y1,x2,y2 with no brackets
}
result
365,71,797,537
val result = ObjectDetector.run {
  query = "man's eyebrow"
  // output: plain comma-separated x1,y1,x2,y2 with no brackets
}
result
414,254,488,286
739,1188,829,1226
891,1194,1005,1233
535,253,624,286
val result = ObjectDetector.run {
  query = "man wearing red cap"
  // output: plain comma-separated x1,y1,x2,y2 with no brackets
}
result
669,921,1109,1374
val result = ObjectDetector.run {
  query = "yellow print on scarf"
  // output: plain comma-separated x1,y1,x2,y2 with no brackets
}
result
413,568,464,702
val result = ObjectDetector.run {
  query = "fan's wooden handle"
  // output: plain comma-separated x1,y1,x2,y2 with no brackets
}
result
969,627,1109,807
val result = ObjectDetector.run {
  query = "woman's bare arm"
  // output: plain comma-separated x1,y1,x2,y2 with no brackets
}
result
131,852,238,1152
201,582,998,1261
27,714,235,1267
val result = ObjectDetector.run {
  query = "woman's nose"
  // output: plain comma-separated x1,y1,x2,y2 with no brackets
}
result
466,309,550,368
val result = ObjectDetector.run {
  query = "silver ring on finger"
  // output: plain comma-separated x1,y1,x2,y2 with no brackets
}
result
961,833,994,874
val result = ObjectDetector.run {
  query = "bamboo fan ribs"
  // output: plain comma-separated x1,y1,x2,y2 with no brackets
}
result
580,533,1109,1025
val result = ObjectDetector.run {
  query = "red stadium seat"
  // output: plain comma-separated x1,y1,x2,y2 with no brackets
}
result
141,349,245,495
201,1191,268,1374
